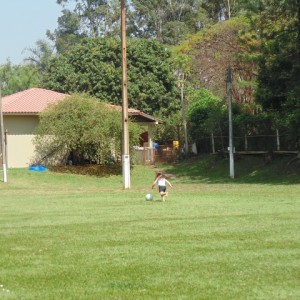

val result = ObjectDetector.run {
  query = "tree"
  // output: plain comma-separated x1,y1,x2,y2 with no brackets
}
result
41,37,180,116
172,52,192,152
126,39,180,115
153,111,184,145
201,0,251,21
23,39,55,72
46,8,85,54
248,0,300,145
33,93,141,165
56,0,120,37
187,89,224,134
187,88,225,147
0,61,39,96
48,0,121,53
178,16,259,109
129,0,210,45
253,0,300,110
201,0,227,22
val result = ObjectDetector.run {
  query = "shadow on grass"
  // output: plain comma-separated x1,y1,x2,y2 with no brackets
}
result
158,154,300,185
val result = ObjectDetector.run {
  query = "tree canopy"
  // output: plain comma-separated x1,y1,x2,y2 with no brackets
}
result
176,16,259,109
0,61,39,96
187,88,225,139
41,37,180,116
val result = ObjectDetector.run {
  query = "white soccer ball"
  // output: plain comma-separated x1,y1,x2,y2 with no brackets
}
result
145,193,153,201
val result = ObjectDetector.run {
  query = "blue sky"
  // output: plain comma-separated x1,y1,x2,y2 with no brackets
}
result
0,0,63,65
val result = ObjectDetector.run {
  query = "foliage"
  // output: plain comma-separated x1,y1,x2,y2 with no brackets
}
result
171,51,193,149
33,93,142,165
65,0,120,37
23,39,55,72
129,0,210,45
254,0,300,111
127,39,180,114
178,16,260,106
47,8,86,54
48,1,258,50
153,110,184,145
282,89,300,144
41,37,180,116
234,0,300,148
187,89,226,143
41,38,121,100
47,1,213,49
0,61,39,96
49,0,121,53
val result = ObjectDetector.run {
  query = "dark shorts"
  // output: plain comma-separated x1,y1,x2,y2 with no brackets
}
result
158,185,166,193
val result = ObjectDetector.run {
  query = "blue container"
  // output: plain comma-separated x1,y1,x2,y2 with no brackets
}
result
28,165,47,172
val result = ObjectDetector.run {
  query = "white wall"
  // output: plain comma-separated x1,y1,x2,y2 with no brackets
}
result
4,115,38,168
6,134,35,168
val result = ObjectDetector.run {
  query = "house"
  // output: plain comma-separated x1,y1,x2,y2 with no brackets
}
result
1,88,162,168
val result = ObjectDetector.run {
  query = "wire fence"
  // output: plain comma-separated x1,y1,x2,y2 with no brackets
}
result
196,134,300,154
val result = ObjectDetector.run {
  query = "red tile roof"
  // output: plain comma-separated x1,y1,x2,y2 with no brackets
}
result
2,88,68,115
107,104,163,123
2,88,163,123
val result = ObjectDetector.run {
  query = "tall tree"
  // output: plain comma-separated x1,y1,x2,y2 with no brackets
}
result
254,0,300,110
179,16,259,108
201,0,256,21
23,39,55,72
127,0,210,45
56,0,119,37
201,0,226,22
48,0,121,53
46,8,85,54
0,61,39,96
250,0,300,143
187,88,226,149
172,52,192,152
41,37,180,115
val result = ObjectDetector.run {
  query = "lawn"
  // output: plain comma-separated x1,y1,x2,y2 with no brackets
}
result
0,157,299,299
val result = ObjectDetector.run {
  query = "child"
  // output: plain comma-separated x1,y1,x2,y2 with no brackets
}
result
152,172,173,201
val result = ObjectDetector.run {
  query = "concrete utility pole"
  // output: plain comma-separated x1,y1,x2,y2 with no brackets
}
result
227,66,234,179
179,79,188,154
121,0,130,189
0,86,8,183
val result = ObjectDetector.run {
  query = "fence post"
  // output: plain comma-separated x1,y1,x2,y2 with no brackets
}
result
276,129,280,151
244,134,248,151
211,132,215,153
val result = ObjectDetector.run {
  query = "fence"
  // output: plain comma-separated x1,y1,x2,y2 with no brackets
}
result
197,133,299,154
133,145,177,164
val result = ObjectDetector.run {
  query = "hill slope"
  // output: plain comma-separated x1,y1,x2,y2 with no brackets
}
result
157,153,300,184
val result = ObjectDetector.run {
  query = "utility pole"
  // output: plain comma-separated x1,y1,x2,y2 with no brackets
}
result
121,0,130,189
0,86,8,183
227,66,234,179
179,79,188,154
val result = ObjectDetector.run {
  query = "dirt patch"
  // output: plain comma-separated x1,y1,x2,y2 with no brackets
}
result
149,165,177,179
49,163,122,177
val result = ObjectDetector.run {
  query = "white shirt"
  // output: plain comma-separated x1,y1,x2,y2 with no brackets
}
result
157,177,166,186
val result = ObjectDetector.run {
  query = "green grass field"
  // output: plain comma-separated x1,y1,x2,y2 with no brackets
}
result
0,156,300,299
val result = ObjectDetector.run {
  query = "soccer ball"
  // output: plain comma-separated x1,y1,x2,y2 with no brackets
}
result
145,193,153,201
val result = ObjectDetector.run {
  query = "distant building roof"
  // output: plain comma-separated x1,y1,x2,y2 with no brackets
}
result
2,88,163,123
108,104,163,124
2,88,68,115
